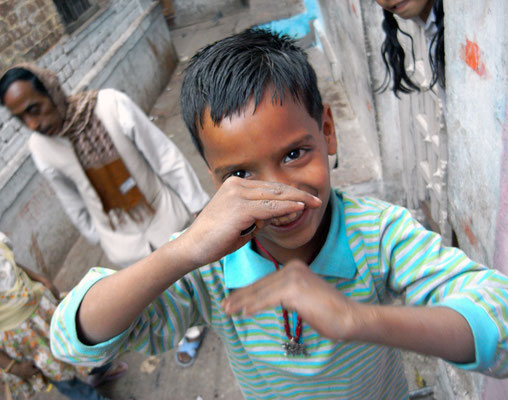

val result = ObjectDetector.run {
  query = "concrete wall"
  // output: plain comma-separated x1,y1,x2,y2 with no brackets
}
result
444,1,508,398
359,2,406,204
317,0,382,191
0,1,177,277
73,2,177,114
171,0,245,27
445,0,507,269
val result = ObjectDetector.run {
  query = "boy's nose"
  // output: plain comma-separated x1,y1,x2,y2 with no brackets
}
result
263,170,294,187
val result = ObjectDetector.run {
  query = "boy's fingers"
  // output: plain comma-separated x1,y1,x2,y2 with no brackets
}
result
226,177,322,207
244,185,321,208
224,272,290,315
224,289,278,315
247,199,306,220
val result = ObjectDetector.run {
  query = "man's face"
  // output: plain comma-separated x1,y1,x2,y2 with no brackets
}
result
200,91,337,259
3,80,63,136
375,0,434,21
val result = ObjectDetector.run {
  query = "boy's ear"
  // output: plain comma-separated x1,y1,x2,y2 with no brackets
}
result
322,104,337,156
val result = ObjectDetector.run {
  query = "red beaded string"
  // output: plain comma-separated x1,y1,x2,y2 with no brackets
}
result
253,238,303,344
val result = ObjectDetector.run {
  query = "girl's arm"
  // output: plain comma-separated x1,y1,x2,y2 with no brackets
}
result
0,351,14,370
0,351,39,379
17,263,60,300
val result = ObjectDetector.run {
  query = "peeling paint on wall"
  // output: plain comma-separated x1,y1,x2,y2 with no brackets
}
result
257,0,322,40
461,39,486,77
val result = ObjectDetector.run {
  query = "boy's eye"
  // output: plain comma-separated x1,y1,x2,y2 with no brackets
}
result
283,149,305,163
229,170,250,179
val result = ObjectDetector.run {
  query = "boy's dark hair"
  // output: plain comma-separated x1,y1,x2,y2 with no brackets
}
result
181,28,323,159
0,67,50,105
377,0,445,96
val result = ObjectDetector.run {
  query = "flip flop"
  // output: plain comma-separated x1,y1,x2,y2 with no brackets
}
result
87,361,128,388
174,328,207,368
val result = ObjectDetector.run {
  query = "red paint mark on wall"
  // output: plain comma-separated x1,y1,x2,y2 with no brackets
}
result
461,39,486,77
463,219,477,246
366,100,372,113
351,2,358,17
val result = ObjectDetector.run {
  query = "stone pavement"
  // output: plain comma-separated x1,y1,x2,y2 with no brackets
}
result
33,2,448,399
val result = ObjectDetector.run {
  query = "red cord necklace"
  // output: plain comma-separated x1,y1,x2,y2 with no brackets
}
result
253,238,308,357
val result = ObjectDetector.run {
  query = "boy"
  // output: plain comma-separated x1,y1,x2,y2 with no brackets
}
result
50,29,508,399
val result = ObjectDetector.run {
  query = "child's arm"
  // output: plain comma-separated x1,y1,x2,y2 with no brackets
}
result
0,351,39,379
223,203,508,376
17,263,60,300
75,177,321,345
222,261,474,362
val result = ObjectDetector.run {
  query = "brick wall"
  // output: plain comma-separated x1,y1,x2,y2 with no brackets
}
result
0,0,140,174
0,0,65,73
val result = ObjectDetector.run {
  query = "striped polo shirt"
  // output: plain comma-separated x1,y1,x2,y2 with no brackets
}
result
50,191,508,399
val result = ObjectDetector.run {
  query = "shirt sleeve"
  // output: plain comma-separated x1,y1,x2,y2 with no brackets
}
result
31,153,99,244
114,91,210,214
50,267,211,367
379,205,508,377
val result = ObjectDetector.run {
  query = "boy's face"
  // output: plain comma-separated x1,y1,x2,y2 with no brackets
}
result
200,91,337,257
3,80,63,136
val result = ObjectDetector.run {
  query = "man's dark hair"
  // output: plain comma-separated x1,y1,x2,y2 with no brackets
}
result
0,67,50,105
181,28,323,159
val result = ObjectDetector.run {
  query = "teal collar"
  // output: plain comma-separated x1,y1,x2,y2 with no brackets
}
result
224,191,357,289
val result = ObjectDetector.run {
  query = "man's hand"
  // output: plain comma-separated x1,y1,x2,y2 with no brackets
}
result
221,260,357,341
180,177,322,268
11,360,39,379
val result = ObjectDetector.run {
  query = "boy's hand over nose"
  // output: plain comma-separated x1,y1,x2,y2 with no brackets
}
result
180,177,322,268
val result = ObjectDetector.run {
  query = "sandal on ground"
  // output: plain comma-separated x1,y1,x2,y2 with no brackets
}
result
174,328,207,368
87,361,128,388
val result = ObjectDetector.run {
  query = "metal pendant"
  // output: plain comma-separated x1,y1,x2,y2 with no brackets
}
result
282,338,309,357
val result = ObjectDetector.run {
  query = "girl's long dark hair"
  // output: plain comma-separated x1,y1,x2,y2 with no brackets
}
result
377,0,444,96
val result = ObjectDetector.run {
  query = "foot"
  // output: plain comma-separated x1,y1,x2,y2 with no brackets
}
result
87,361,128,388
175,328,207,368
